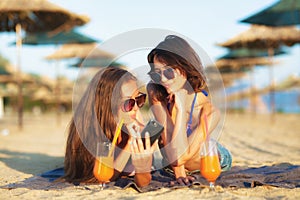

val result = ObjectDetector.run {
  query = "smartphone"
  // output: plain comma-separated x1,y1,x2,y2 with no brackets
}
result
140,119,164,147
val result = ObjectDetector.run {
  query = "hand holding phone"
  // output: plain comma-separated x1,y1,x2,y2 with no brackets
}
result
141,119,164,147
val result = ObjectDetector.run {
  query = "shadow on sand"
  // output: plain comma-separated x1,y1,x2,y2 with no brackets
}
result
0,149,63,175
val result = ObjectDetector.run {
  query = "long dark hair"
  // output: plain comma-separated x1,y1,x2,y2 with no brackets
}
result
64,67,136,183
147,35,207,92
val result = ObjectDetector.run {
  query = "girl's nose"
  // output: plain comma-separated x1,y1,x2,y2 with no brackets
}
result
161,72,168,82
132,101,139,111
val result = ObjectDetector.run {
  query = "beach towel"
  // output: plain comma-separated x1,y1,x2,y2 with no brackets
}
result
1,162,299,193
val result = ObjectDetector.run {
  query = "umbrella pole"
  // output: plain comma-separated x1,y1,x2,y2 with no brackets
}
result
16,24,23,130
249,66,256,116
234,66,240,115
55,59,61,126
268,48,275,122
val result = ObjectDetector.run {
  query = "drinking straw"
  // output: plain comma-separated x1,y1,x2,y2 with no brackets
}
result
108,119,124,157
204,114,208,136
201,113,208,141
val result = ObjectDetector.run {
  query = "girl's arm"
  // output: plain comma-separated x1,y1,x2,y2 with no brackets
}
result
174,93,220,166
146,83,182,163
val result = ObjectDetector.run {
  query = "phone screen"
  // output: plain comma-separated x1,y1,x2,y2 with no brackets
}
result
141,119,164,147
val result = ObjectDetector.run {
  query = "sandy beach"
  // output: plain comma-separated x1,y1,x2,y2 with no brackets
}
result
0,112,300,199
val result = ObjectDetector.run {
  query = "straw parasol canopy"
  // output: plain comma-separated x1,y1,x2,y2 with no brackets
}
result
227,75,300,102
219,47,286,60
215,57,274,71
0,64,34,84
29,75,56,90
16,30,97,126
216,47,286,81
70,57,123,68
274,74,300,90
45,43,115,60
240,0,300,27
0,0,89,33
31,87,52,101
205,65,245,88
0,83,17,97
218,25,300,49
31,79,73,103
221,72,246,87
211,56,275,87
18,29,97,45
218,25,300,117
226,87,270,102
0,0,90,129
0,73,34,84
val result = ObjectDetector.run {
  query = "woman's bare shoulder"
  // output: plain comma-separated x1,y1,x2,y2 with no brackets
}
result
197,92,210,105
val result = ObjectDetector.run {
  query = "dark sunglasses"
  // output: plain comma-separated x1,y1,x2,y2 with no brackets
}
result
148,67,175,83
121,93,147,112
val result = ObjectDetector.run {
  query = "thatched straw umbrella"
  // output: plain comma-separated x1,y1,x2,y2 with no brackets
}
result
18,30,97,125
218,25,300,116
215,57,275,113
0,71,34,118
20,29,97,45
0,64,34,84
218,25,300,49
205,65,238,88
215,57,273,71
45,43,115,60
215,47,285,114
32,86,72,105
0,0,89,33
69,58,123,68
0,0,90,129
240,0,300,27
30,75,73,99
213,56,274,88
230,75,300,113
0,73,34,84
226,86,270,102
273,75,300,91
45,43,116,120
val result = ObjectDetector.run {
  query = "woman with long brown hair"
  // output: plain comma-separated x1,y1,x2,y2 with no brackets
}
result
64,67,157,187
146,35,232,185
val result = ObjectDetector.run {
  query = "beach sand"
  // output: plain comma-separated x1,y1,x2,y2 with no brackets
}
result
0,112,300,199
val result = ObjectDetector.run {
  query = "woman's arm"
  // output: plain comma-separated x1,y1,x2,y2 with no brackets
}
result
147,84,187,164
164,89,190,166
146,83,174,146
175,94,221,166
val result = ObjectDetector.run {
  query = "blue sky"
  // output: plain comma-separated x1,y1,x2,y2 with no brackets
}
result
0,0,299,89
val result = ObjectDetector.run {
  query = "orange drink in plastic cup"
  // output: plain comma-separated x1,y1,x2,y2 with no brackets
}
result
93,156,114,183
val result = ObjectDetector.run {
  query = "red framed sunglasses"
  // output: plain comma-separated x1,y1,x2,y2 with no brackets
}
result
121,93,147,112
